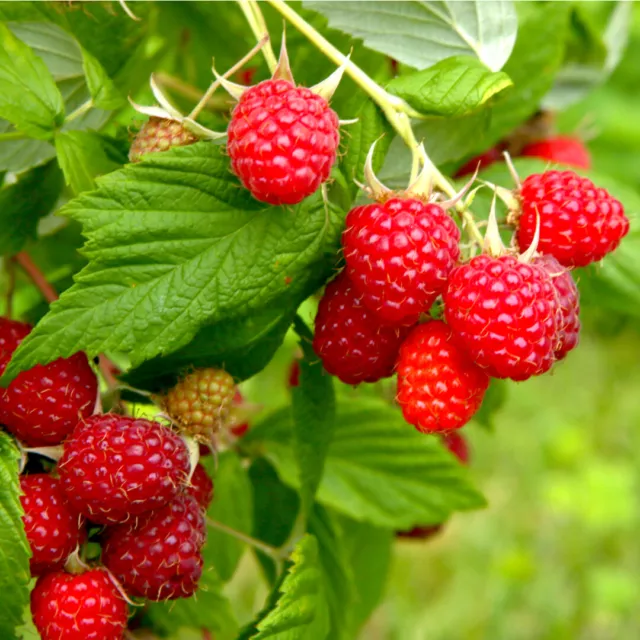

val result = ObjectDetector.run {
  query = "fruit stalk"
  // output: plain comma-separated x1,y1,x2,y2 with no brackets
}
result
238,0,278,72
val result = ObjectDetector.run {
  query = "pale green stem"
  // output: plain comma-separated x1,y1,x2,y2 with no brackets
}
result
0,130,26,141
206,517,284,565
65,99,93,123
238,0,278,73
265,0,484,246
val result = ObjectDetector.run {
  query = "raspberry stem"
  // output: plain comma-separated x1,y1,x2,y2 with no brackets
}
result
238,0,278,73
264,0,485,246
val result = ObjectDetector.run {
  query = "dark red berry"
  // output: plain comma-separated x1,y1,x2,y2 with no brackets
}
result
534,254,580,360
343,198,460,326
188,463,214,509
30,568,128,640
396,321,489,433
440,431,470,465
313,272,409,385
20,474,84,576
520,136,591,170
443,254,559,381
396,524,443,540
454,146,504,178
0,318,97,447
288,360,301,388
58,414,190,524
102,494,205,601
227,79,340,205
129,117,198,163
516,171,629,267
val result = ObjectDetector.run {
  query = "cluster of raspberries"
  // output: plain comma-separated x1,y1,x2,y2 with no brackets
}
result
313,170,629,434
0,322,243,639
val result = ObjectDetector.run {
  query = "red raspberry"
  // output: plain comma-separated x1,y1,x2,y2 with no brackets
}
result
396,321,489,433
398,432,469,539
102,494,205,601
0,318,97,447
454,146,504,178
516,171,629,267
313,272,408,385
343,198,460,326
129,117,198,163
227,389,250,438
58,414,189,524
30,568,128,640
534,254,580,360
20,474,84,576
288,360,301,388
443,254,559,381
520,136,591,170
227,79,340,205
188,463,214,509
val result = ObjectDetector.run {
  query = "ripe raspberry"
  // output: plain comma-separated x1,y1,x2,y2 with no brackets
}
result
396,321,489,433
534,254,580,360
516,171,629,267
129,117,198,163
58,414,189,524
188,463,214,509
20,474,84,576
227,79,340,205
520,136,591,170
398,432,469,539
31,568,128,640
343,198,460,326
288,360,301,388
102,494,205,601
163,368,236,442
443,254,559,381
454,146,504,178
313,272,409,385
0,318,98,447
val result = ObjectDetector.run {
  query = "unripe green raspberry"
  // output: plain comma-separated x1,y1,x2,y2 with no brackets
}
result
129,117,198,163
163,368,236,441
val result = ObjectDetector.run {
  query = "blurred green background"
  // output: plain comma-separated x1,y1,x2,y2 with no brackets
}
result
220,5,640,639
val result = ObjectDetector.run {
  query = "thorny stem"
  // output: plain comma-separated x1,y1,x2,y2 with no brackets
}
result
13,251,120,391
238,0,278,73
206,517,284,569
265,0,485,246
188,35,270,120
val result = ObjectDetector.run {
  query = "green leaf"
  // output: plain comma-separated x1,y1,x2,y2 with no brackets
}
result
249,458,299,585
124,306,294,391
473,379,508,431
0,22,64,138
54,130,120,195
339,516,392,635
0,160,63,257
246,396,486,529
387,56,512,117
204,451,253,582
291,318,335,520
1,142,344,385
0,432,31,638
338,97,393,199
248,535,330,640
304,1,517,72
309,506,355,640
80,47,123,110
144,562,238,640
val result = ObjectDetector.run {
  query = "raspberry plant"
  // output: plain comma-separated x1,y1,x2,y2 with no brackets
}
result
0,2,635,639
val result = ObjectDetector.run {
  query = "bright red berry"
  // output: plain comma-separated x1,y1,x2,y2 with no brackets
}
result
0,318,97,447
129,117,198,163
102,494,205,601
396,321,489,433
516,171,629,267
520,136,591,170
454,146,504,178
188,463,214,509
313,272,409,385
534,254,580,360
443,254,559,381
20,474,84,576
30,568,128,640
227,79,340,205
58,414,190,524
343,198,461,326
